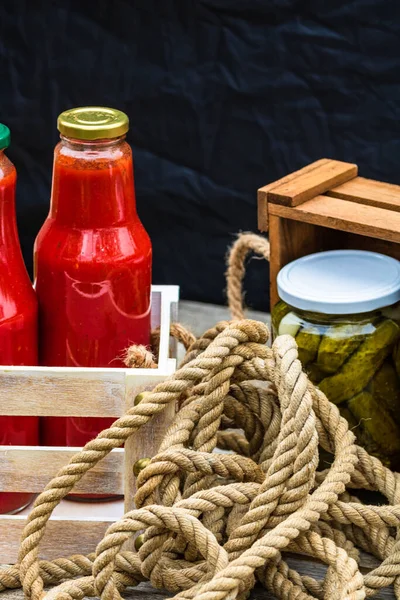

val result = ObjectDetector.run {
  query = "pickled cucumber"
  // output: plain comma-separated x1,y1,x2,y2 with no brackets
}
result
318,319,400,404
305,363,325,384
353,425,389,466
339,405,359,430
348,391,400,455
295,325,321,366
278,312,302,337
371,360,400,418
337,405,380,454
271,301,291,333
317,324,364,374
337,404,384,457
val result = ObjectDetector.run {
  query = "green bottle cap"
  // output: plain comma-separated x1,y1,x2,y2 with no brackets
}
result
0,124,10,150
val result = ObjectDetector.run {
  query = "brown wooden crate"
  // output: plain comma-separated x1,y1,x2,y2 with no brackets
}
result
258,161,400,308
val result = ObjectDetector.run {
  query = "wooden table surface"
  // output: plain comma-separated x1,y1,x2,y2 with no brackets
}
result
1,302,396,599
1,554,395,600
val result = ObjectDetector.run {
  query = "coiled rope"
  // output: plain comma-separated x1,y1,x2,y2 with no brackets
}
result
1,233,400,600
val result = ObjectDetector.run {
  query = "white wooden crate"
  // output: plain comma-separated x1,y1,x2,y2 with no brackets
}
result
0,285,179,563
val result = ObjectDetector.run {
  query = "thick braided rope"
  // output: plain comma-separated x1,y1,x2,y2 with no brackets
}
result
3,232,400,600
18,327,361,600
224,336,319,561
14,320,268,600
0,319,399,599
149,337,361,600
151,322,197,358
92,505,230,599
2,314,400,596
226,233,270,320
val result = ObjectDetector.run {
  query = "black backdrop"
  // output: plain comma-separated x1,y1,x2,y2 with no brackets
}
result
2,0,400,311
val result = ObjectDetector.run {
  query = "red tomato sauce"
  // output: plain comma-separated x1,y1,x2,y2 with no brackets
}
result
0,158,38,514
35,138,152,459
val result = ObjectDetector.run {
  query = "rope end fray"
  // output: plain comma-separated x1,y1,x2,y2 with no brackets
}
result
122,323,197,369
123,345,158,369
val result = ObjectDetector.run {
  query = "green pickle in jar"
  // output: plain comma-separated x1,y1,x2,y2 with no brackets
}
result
273,250,400,470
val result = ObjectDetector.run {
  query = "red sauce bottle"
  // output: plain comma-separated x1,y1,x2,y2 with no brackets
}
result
0,124,38,514
35,108,152,458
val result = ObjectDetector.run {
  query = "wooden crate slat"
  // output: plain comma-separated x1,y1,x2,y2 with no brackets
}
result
0,367,172,416
123,370,177,520
327,176,400,212
268,195,400,243
0,367,125,416
265,159,357,209
0,446,124,494
0,515,116,563
258,159,331,231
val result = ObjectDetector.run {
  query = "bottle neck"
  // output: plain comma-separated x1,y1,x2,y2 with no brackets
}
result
50,136,138,228
0,151,18,247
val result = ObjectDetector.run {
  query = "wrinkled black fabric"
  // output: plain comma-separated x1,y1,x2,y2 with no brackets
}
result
1,0,400,310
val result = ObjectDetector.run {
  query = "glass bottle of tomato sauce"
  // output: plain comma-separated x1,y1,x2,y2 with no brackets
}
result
35,108,152,466
0,124,39,513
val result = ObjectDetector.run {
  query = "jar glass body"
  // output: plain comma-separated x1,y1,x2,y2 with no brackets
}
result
0,149,38,513
35,135,152,457
272,299,400,469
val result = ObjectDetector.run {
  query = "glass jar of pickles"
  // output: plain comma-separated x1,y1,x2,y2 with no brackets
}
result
272,250,400,470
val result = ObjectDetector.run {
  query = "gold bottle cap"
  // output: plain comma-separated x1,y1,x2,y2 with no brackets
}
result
57,107,129,140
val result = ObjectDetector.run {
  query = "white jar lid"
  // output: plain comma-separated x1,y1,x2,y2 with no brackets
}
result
277,250,400,314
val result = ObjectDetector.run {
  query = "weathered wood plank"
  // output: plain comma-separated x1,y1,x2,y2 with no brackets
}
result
0,515,115,563
0,568,395,600
123,287,180,534
327,176,400,212
266,159,357,208
258,159,331,231
0,367,177,417
268,196,400,243
0,583,176,600
124,371,177,514
0,447,124,494
0,366,125,417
